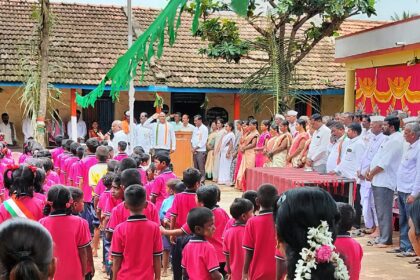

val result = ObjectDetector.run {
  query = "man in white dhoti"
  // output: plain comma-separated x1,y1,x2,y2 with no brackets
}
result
147,112,176,157
357,116,386,237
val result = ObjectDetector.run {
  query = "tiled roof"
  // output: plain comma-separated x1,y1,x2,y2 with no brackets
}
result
0,0,386,90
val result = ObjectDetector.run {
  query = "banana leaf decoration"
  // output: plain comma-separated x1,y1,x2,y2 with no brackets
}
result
76,0,249,108
153,92,164,109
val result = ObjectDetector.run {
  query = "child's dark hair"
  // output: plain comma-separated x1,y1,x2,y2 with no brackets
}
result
69,187,84,202
33,149,51,159
167,179,182,191
76,146,85,159
4,165,44,197
174,181,186,194
182,168,201,189
64,139,74,152
276,187,340,280
155,154,170,166
132,146,145,155
230,198,254,219
336,202,354,235
242,190,258,212
107,160,119,172
96,145,109,162
118,158,137,173
70,142,80,156
196,185,218,209
121,168,141,187
113,174,122,187
102,172,116,189
85,137,100,153
124,184,146,209
40,157,54,173
187,207,214,235
118,141,127,152
0,219,53,280
44,185,72,216
257,184,279,209
130,154,141,167
140,153,150,164
55,135,63,147
23,139,35,155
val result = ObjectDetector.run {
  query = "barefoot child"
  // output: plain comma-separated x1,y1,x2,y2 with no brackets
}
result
223,198,254,280
242,184,279,280
181,207,223,280
40,185,93,280
111,184,163,279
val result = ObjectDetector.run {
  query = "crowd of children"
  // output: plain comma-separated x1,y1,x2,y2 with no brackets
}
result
0,135,372,280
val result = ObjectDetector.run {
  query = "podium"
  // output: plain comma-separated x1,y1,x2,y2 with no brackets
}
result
172,131,193,177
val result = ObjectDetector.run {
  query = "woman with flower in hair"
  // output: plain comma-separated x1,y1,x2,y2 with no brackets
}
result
275,187,349,280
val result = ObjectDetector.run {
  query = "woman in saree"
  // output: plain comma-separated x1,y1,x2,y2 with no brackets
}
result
217,122,235,185
233,121,249,183
235,119,259,190
254,120,271,167
230,120,243,185
204,121,217,179
287,119,309,168
263,123,280,167
266,120,292,168
212,118,226,182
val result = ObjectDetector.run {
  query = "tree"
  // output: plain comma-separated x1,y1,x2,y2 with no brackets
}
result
190,0,376,113
391,11,418,21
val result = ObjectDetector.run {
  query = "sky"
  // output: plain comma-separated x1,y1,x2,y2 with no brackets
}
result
55,0,420,21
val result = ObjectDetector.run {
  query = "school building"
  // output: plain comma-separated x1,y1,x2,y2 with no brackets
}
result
1,0,385,144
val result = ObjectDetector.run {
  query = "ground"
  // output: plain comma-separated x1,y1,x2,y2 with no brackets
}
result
94,184,419,279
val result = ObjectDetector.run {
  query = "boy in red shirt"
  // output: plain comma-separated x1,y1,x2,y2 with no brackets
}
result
335,202,363,280
181,207,222,280
111,184,163,280
242,184,279,280
114,141,129,161
223,198,254,280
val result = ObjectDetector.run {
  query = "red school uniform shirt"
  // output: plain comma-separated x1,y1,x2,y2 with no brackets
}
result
170,189,197,229
58,152,71,183
94,178,106,197
103,196,123,216
223,223,246,280
208,207,230,263
51,146,64,166
111,214,163,280
223,217,235,238
63,155,79,184
148,169,177,213
0,196,45,222
137,168,148,186
68,160,82,187
40,212,91,280
97,190,111,212
242,210,277,280
78,154,98,203
107,201,160,232
181,236,220,280
334,234,363,280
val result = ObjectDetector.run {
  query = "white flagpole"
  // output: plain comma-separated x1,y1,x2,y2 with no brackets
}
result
128,0,135,153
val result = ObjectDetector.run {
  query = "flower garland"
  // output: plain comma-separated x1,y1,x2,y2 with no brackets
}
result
294,221,349,280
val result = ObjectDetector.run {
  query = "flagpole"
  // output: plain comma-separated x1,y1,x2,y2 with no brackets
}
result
128,0,135,153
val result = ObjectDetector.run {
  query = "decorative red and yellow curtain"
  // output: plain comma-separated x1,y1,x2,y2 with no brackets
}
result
355,64,420,116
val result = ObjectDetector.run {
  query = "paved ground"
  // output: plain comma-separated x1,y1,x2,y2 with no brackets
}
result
94,184,419,279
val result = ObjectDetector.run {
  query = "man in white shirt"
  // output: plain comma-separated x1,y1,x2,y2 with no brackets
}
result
191,115,208,182
169,112,183,132
0,113,17,146
286,110,298,136
179,114,195,132
366,115,404,247
147,112,176,157
22,112,34,141
107,120,128,152
333,123,366,228
394,122,420,256
357,116,386,236
326,122,348,173
132,112,152,154
307,113,331,173
67,110,87,142
360,115,373,145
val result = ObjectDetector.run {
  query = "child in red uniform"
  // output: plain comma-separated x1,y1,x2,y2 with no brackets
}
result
242,184,279,280
335,202,363,280
57,139,73,183
111,184,163,280
68,146,85,187
114,141,129,162
40,185,93,280
62,142,81,185
181,207,222,280
0,165,45,222
148,154,177,213
0,219,56,280
224,190,259,234
223,198,254,280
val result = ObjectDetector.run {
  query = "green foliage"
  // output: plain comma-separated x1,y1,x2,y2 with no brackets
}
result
391,11,418,21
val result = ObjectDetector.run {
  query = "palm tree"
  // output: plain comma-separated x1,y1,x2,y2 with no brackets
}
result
391,11,418,21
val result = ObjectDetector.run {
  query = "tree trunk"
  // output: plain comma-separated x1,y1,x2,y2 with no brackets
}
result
36,0,50,146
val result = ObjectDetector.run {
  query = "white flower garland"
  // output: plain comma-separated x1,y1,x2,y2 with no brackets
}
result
294,221,350,280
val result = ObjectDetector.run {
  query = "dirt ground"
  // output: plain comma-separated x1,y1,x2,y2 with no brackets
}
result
94,184,419,279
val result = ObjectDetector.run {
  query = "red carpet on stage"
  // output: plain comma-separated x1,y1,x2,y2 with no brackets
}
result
244,167,355,198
